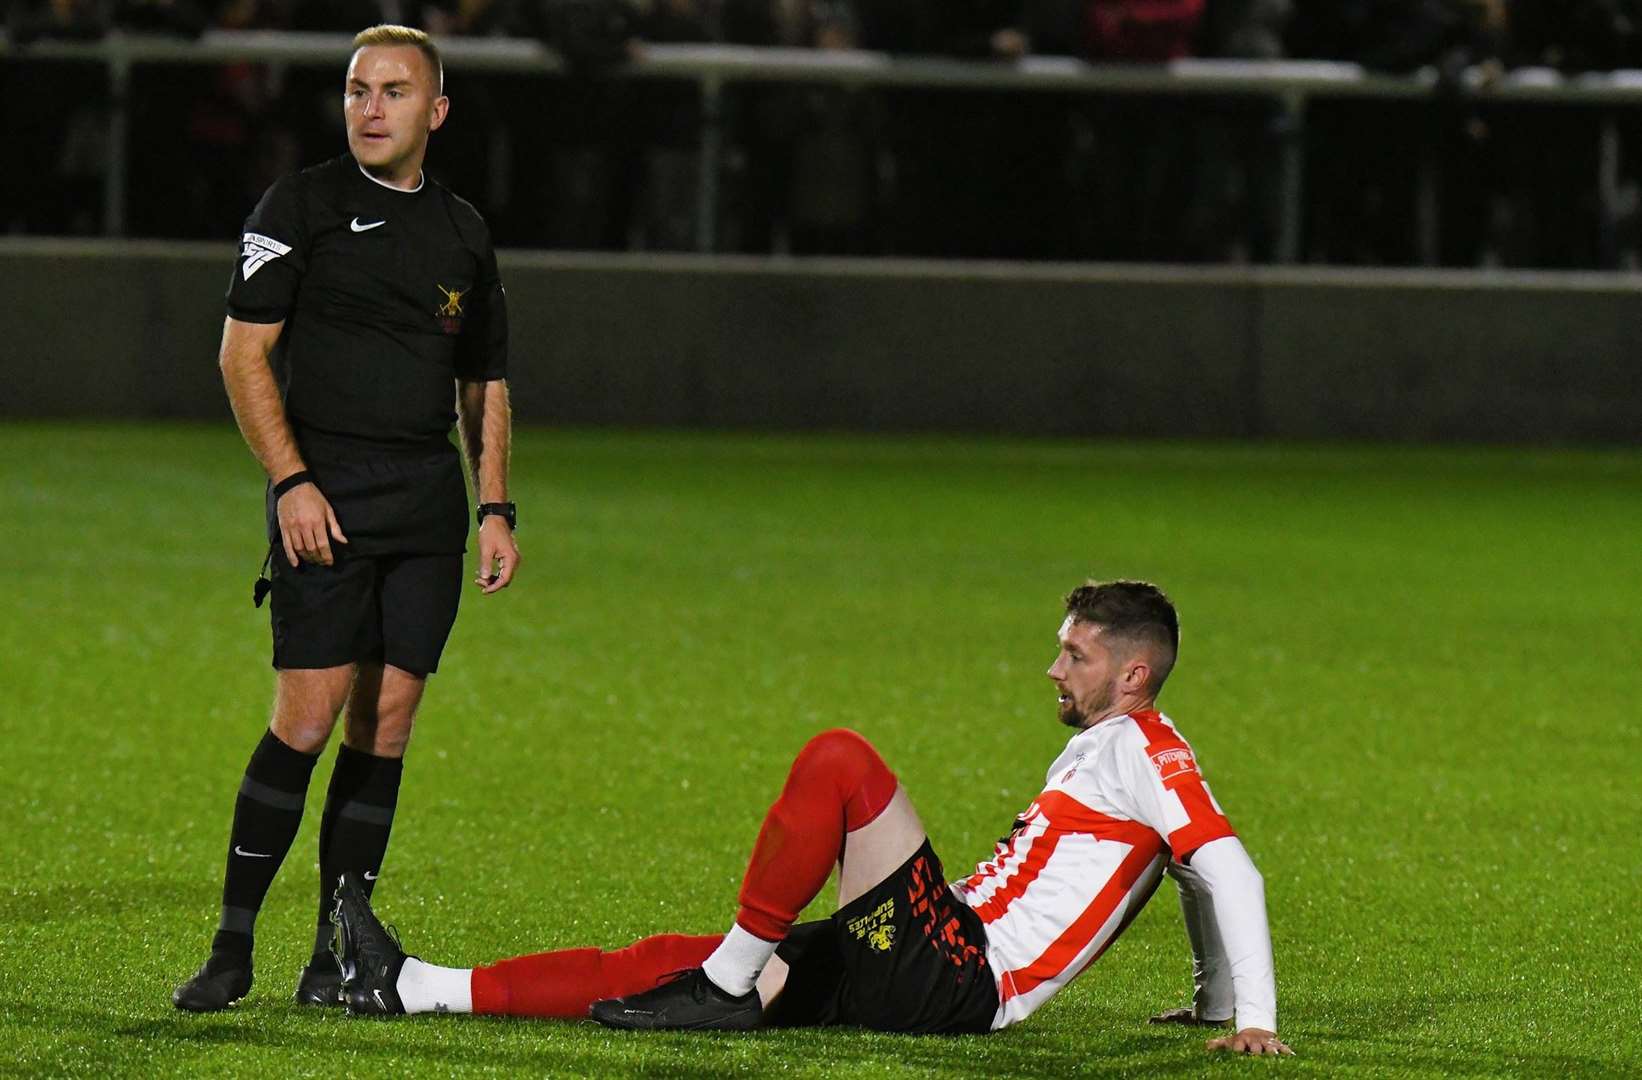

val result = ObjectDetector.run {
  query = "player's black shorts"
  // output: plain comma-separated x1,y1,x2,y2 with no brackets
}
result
268,550,462,677
764,839,998,1035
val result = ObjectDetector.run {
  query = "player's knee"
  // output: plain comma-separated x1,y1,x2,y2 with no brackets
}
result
794,728,881,778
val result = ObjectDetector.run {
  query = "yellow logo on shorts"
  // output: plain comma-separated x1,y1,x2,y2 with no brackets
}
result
845,898,896,953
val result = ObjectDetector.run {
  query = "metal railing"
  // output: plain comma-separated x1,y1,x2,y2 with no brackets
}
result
9,29,1642,259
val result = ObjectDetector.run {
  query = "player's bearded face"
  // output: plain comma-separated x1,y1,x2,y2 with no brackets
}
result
344,46,448,179
1048,618,1119,729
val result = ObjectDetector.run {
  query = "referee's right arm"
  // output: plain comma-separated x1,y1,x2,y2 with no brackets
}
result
219,316,346,567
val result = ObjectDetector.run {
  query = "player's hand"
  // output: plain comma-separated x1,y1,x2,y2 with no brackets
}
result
1205,1028,1293,1056
475,515,519,594
1148,1007,1229,1027
277,482,347,567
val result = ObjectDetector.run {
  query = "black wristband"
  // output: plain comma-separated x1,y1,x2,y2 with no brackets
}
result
273,470,315,498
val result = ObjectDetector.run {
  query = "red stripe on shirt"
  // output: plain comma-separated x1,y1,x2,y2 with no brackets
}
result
980,789,1159,934
1130,713,1237,859
973,829,1063,924
998,837,1164,1003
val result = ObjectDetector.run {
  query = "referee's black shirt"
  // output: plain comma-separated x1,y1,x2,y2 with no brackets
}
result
225,155,509,555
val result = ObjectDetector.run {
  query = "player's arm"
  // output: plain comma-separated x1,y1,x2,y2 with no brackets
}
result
456,377,518,593
1152,857,1235,1027
218,316,345,568
1178,837,1291,1055
1112,726,1289,1054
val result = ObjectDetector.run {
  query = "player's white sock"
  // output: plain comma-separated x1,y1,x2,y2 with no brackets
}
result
701,923,778,997
395,957,474,1014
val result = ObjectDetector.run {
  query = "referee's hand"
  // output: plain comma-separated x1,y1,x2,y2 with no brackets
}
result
476,516,519,594
277,482,348,567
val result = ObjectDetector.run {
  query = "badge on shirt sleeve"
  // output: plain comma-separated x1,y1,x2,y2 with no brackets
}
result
241,232,291,280
1148,743,1199,786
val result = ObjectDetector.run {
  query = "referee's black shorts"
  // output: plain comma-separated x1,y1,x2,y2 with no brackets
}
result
268,550,461,677
764,839,998,1034
265,445,468,678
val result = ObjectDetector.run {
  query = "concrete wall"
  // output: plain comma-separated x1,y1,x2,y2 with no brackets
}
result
3,240,1638,444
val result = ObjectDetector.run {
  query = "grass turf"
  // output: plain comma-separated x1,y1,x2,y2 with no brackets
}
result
0,424,1638,1078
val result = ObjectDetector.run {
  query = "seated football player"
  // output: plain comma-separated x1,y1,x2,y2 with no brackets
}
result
331,580,1293,1055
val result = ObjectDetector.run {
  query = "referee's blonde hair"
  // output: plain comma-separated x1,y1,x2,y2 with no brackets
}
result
352,24,444,94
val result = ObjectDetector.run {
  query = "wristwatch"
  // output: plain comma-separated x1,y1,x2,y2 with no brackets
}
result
476,502,517,529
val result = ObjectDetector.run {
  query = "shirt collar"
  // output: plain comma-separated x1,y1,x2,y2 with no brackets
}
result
356,160,424,194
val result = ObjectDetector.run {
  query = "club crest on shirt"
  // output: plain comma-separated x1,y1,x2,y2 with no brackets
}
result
435,283,468,334
1148,744,1198,784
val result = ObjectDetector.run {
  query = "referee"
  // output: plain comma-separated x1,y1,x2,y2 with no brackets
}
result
174,25,521,1012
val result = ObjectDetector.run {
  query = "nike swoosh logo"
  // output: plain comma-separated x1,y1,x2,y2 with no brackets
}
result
363,870,379,881
234,845,273,858
351,218,386,232
374,989,388,1010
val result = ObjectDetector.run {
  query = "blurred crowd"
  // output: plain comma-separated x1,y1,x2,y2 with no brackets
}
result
8,0,1642,266
14,0,1642,69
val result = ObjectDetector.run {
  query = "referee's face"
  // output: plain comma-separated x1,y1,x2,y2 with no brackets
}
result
345,45,449,183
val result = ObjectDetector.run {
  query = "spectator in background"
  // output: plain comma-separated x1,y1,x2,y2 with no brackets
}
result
1070,0,1206,260
113,0,209,35
6,0,108,43
1201,0,1288,58
1285,0,1464,264
859,0,1079,258
858,0,1029,58
1175,0,1292,261
1508,0,1642,71
731,0,886,254
1084,0,1203,60
4,1,112,234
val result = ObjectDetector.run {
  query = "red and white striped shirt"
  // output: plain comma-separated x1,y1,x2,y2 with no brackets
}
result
952,710,1237,1028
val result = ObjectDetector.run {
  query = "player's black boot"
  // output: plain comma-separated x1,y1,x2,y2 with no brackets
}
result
172,954,253,1012
330,871,407,1016
589,968,762,1031
293,955,344,1006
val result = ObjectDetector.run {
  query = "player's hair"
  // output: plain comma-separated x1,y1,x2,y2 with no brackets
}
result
1064,580,1179,694
352,24,444,94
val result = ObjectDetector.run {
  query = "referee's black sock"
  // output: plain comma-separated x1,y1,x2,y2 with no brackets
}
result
312,743,405,966
212,729,319,971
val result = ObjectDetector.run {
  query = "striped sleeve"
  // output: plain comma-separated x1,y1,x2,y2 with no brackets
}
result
1116,714,1236,860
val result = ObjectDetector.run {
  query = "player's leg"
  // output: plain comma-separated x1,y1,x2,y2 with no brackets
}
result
302,553,459,1003
705,728,918,990
329,871,724,1018
172,664,354,1011
591,728,916,1029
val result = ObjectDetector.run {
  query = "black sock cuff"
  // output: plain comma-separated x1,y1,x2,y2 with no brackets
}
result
331,742,405,802
249,729,321,791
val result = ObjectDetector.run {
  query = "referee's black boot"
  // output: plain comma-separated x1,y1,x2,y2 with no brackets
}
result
293,955,344,1007
589,968,762,1031
331,872,407,1016
172,954,253,1012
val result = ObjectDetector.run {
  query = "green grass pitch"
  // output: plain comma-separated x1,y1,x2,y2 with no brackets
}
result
1,424,1639,1078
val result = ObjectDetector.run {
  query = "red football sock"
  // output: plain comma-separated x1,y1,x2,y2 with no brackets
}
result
470,933,722,1018
734,728,898,942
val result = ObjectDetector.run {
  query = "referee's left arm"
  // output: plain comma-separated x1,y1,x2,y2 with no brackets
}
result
457,378,518,593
